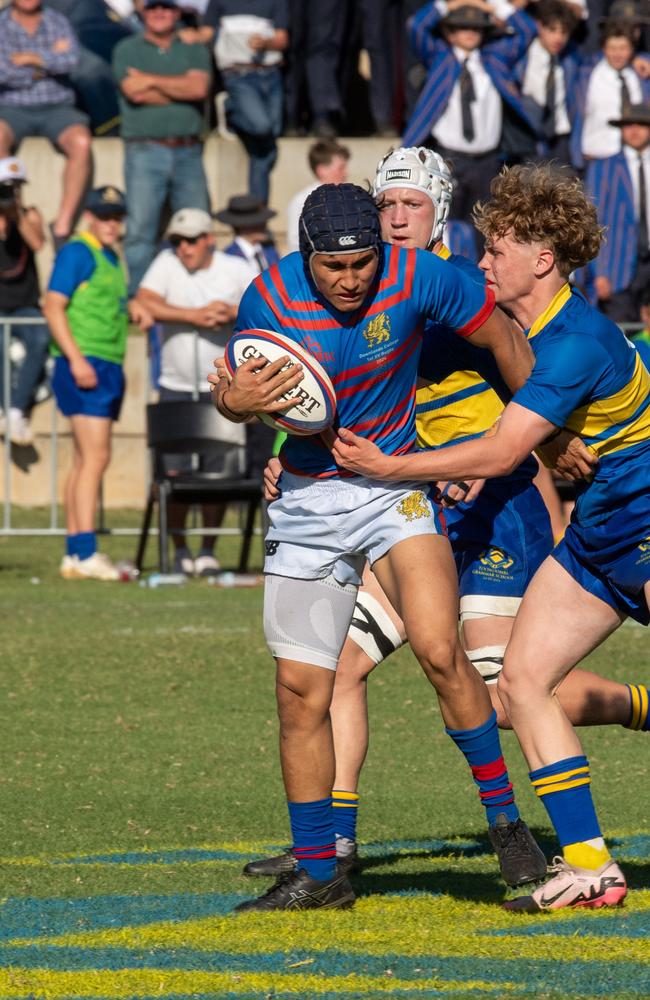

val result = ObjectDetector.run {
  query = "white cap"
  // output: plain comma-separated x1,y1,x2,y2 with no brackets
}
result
0,157,27,185
166,208,213,238
373,147,453,246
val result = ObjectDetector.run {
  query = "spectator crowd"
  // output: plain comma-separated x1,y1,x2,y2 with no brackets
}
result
0,0,650,577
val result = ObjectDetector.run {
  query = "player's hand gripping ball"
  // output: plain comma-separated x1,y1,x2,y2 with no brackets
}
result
224,329,336,436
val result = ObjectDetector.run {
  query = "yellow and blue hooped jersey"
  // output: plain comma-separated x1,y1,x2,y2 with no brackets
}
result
513,284,650,528
415,247,537,481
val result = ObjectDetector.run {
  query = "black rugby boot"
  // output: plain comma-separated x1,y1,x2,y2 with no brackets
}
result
234,867,355,912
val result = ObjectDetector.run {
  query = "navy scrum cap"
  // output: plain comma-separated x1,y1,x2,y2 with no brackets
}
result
299,183,382,267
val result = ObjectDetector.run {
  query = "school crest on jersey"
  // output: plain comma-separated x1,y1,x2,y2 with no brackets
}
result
479,547,514,571
397,491,431,522
363,313,391,349
638,536,650,553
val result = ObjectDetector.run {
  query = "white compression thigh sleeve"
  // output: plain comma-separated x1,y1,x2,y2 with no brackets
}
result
466,645,506,685
264,573,359,670
347,591,405,666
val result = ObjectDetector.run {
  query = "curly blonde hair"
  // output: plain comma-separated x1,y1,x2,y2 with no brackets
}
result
473,163,604,277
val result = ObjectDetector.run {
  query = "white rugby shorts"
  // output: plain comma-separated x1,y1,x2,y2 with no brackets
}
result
264,471,445,585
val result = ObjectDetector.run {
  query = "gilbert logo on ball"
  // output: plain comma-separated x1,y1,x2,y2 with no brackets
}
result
224,329,337,436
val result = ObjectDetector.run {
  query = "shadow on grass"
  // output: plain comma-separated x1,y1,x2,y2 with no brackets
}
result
349,830,650,902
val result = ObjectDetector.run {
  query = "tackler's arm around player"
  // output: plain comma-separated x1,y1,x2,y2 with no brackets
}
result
209,353,305,423
333,403,564,483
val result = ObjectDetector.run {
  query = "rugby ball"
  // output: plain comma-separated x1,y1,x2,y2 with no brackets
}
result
224,329,336,436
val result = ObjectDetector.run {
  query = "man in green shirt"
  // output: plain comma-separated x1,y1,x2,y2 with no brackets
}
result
44,186,152,581
112,0,212,295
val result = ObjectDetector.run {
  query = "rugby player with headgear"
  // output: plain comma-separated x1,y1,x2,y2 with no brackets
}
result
333,162,650,912
215,181,540,912
244,148,649,889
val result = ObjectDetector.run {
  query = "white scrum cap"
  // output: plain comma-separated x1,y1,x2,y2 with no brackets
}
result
372,146,453,246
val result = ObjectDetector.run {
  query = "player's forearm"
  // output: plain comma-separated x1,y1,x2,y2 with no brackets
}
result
378,437,519,482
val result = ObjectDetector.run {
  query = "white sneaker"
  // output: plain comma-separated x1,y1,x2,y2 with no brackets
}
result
8,408,34,446
60,554,80,579
75,552,120,581
194,553,221,577
504,856,627,912
173,549,195,576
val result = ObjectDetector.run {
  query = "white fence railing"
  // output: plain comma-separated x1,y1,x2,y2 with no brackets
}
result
0,315,257,539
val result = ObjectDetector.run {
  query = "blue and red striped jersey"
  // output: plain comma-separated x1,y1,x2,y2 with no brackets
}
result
234,244,494,477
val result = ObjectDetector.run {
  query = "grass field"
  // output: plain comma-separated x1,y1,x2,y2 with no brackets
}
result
0,519,649,999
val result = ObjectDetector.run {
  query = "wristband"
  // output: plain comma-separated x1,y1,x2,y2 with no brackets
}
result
219,388,250,423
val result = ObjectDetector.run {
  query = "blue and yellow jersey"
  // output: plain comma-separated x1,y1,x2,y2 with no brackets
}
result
513,284,650,527
415,246,537,481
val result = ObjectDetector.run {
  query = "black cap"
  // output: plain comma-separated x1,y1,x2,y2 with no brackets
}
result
84,186,127,217
143,0,179,9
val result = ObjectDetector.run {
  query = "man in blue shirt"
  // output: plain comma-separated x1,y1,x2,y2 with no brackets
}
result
0,0,92,246
334,164,650,913
215,182,540,912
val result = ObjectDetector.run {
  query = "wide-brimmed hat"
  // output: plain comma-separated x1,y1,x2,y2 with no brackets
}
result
213,194,276,229
609,103,650,127
440,5,496,30
600,0,650,24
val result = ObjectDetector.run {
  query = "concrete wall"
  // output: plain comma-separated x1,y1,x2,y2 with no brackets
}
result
2,134,390,509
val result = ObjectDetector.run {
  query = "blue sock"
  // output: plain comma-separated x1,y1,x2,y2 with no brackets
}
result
66,534,79,557
332,790,359,842
446,709,519,826
529,755,602,849
76,531,96,561
626,685,650,730
288,798,336,882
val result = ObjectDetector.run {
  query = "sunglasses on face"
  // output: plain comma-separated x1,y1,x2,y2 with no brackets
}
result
169,233,206,247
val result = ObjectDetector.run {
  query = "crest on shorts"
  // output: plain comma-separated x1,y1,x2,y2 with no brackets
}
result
479,547,514,570
639,536,650,552
363,313,391,348
397,491,431,522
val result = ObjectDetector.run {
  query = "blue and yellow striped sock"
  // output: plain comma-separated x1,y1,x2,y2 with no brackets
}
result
626,684,650,730
530,755,610,871
332,789,359,843
287,797,337,882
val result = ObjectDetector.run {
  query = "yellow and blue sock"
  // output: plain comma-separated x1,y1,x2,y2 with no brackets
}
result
625,684,650,731
288,797,337,882
530,754,609,871
67,531,96,560
332,789,359,843
446,709,519,826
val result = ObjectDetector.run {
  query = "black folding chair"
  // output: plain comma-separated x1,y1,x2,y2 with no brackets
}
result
135,401,262,574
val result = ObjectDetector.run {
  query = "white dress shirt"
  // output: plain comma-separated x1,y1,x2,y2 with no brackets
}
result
623,144,650,251
582,60,643,159
522,39,570,136
432,48,502,154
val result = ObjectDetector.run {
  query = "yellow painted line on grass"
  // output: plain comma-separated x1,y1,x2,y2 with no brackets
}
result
11,893,650,963
0,968,515,998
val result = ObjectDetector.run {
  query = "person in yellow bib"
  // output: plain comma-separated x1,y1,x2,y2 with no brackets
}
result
44,186,151,581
